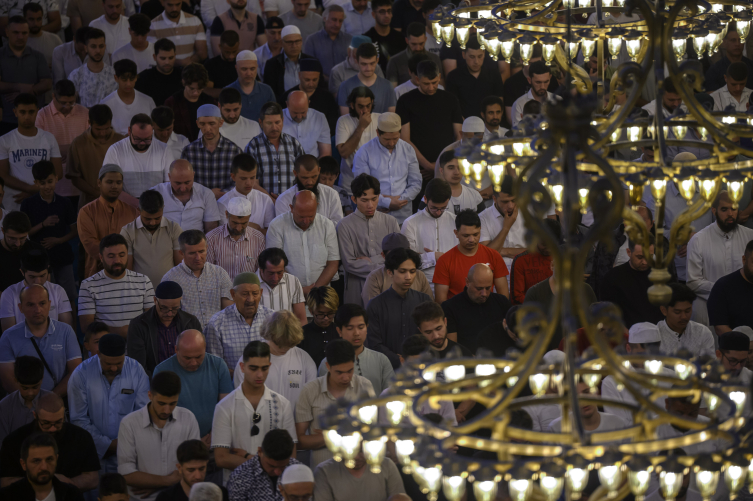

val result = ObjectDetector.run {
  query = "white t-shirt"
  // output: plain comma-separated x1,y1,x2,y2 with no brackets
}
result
157,132,190,163
112,42,155,73
89,15,131,58
334,113,381,195
198,117,261,150
99,90,157,135
523,403,561,432
449,185,483,215
217,187,276,227
39,489,56,501
233,347,318,409
103,136,170,198
0,128,61,211
0,280,72,324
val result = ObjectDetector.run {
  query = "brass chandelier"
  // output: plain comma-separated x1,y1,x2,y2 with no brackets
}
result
318,0,753,499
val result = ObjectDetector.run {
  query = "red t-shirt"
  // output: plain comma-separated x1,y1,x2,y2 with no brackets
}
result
432,244,509,299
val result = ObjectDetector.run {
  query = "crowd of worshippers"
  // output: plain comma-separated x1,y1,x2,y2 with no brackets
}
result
3,0,753,499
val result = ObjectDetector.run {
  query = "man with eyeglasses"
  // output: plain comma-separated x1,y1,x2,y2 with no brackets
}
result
128,281,202,376
212,341,297,483
657,283,716,358
401,178,458,291
0,392,101,491
68,333,149,473
103,113,172,208
263,26,316,103
716,331,753,383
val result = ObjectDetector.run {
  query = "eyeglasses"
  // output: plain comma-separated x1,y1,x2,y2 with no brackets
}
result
157,301,181,314
427,205,449,214
132,136,152,144
314,312,336,320
723,353,746,368
38,418,65,430
284,39,303,45
250,412,261,436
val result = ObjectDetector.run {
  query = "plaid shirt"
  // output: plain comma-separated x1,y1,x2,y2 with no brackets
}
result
181,135,241,191
205,303,273,368
245,132,304,195
226,448,302,501
161,262,233,329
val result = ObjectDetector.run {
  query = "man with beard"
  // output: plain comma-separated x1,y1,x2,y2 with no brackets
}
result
0,433,85,501
642,77,685,118
135,39,184,107
206,197,265,277
181,104,242,199
0,285,81,397
600,236,665,327
0,211,32,290
23,3,62,67
154,330,233,443
317,304,394,394
0,357,51,445
275,154,343,223
217,154,274,232
69,333,150,472
121,190,183,286
336,174,399,305
335,86,380,197
77,165,139,278
706,27,753,91
282,91,332,158
128,282,202,376
510,219,559,303
0,393,99,491
226,50,276,121
657,283,715,357
118,371,200,501
266,191,340,296
402,178,458,289
257,248,307,324
209,0,265,57
510,61,552,128
153,160,221,233
68,105,126,208
480,95,507,141
208,89,262,150
688,190,753,325
157,440,229,501
441,264,511,353
204,31,241,98
148,0,207,65
78,233,155,339
68,28,117,108
709,240,753,337
280,0,322,44
103,114,171,207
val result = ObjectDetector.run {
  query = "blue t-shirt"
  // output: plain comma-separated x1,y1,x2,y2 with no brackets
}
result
0,319,82,391
153,353,234,436
225,79,277,121
337,75,397,113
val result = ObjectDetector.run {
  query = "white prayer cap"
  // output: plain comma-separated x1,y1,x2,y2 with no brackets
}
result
281,25,301,39
735,326,753,341
462,116,485,133
281,464,314,485
628,322,661,344
226,197,253,217
543,350,565,365
236,50,257,61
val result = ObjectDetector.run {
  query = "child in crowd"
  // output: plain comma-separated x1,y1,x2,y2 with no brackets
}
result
318,156,353,216
83,321,110,359
100,58,157,135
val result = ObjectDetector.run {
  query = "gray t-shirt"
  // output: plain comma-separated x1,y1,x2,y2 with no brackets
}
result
313,458,405,501
279,10,322,44
336,74,396,113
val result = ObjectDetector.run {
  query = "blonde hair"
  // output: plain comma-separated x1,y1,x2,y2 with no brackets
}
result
261,310,304,349
305,286,339,313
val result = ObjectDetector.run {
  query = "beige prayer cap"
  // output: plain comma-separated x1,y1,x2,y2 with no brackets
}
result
377,113,401,133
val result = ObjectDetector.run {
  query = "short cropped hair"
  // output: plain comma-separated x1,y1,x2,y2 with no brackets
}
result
258,247,288,270
114,59,138,79
522,100,541,116
14,356,44,386
181,63,209,88
31,161,55,181
318,156,339,176
151,106,174,128
23,3,43,15
99,473,128,497
667,282,697,307
259,101,283,120
261,429,295,461
455,209,481,230
334,303,368,328
54,79,76,98
220,29,239,47
416,60,439,80
14,93,37,108
411,301,445,327
21,432,57,461
351,173,381,198
728,61,749,82
356,42,378,60
371,0,391,9
305,286,339,314
529,61,551,78
402,334,429,357
424,178,451,204
243,340,271,362
2,211,31,234
85,27,105,44
219,87,242,106
325,338,356,366
84,321,109,342
154,38,176,54
406,21,425,38
90,104,113,126
261,310,304,349
176,440,210,464
130,113,153,128
384,247,421,271
408,52,431,75
178,229,207,250
139,189,164,214
99,233,128,255
231,153,258,174
128,13,151,35
150,370,182,397
438,150,455,170
294,154,318,172
21,249,48,273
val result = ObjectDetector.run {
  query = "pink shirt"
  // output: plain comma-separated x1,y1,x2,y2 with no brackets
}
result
35,101,89,196
205,224,266,278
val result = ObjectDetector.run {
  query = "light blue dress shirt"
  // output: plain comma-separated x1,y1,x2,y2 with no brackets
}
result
343,3,375,36
0,319,81,391
352,136,422,223
282,107,332,156
226,79,277,121
68,355,150,458
284,53,302,92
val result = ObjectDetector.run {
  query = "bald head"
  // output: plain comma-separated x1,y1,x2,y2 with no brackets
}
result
19,285,51,327
287,91,309,123
169,159,194,174
175,329,207,371
466,264,494,304
169,159,195,197
19,284,49,303
291,190,318,231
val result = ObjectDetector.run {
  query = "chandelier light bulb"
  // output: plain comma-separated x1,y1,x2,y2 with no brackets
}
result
699,177,718,202
566,468,589,498
529,373,550,396
610,128,621,143
628,469,652,497
725,464,748,494
363,437,387,473
358,405,378,425
445,365,466,382
562,0,575,8
432,20,442,43
738,18,751,43
644,359,663,375
394,439,414,470
597,464,623,494
578,188,589,214
628,126,642,142
671,125,688,140
625,37,642,61
508,478,533,501
730,391,747,415
674,362,693,379
339,431,363,468
519,37,536,65
695,470,720,499
540,475,564,501
442,475,467,501
500,40,515,62
659,471,684,499
485,34,501,61
386,400,407,425
550,184,564,212
697,126,709,141
672,37,687,60
568,40,580,59
473,480,498,501
704,393,721,414
650,178,668,201
324,429,343,460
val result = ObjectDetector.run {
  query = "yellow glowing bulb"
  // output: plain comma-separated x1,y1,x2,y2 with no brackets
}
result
651,178,668,201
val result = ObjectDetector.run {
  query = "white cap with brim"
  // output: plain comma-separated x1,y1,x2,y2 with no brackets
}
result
281,25,301,39
628,322,661,344
281,464,314,485
462,116,485,133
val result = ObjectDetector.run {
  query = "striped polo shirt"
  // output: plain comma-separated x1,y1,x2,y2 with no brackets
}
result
78,269,155,327
147,11,206,60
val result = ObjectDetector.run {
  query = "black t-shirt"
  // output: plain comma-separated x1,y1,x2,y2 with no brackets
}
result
396,89,463,163
300,322,339,367
155,482,229,501
20,193,76,266
475,320,517,357
204,56,239,90
0,422,101,479
0,241,29,292
434,338,472,360
439,40,499,73
708,270,753,329
364,27,407,73
135,68,185,107
390,0,424,33
445,65,505,119
441,290,511,354
599,262,664,328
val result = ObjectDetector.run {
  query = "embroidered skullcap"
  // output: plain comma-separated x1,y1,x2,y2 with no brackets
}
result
281,464,314,485
237,50,257,61
628,322,661,344
227,197,253,217
233,272,261,288
98,164,123,179
462,116,485,133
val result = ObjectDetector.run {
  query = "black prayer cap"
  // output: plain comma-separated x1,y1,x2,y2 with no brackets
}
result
98,333,126,357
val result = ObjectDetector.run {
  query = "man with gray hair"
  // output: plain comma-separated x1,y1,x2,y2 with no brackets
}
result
152,159,222,233
161,230,234,329
190,482,223,501
302,5,352,80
